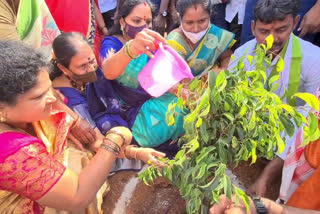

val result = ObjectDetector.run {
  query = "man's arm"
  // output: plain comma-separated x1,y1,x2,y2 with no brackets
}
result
298,0,320,37
247,156,284,196
210,195,320,214
153,0,170,35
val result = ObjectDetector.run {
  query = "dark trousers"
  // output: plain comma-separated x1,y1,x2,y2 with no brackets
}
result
102,8,116,29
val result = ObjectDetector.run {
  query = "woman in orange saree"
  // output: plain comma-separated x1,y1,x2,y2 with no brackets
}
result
0,40,131,214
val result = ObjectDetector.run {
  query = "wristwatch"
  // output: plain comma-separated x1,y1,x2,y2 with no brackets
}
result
252,196,268,214
161,10,168,17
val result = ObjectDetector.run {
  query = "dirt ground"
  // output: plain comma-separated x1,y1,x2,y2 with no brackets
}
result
102,158,281,213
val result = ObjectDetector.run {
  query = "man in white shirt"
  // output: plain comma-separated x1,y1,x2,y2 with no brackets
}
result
229,0,320,107
240,0,319,45
228,0,320,205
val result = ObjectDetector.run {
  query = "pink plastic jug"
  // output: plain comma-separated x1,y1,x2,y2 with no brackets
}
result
138,42,194,97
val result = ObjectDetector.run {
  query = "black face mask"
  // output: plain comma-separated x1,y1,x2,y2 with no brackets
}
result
68,67,98,83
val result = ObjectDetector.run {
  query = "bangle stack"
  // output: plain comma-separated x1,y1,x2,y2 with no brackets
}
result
100,137,121,156
106,130,126,147
124,40,140,59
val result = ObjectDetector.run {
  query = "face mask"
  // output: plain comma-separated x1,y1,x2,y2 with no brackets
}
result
181,24,210,44
69,67,98,83
125,22,148,38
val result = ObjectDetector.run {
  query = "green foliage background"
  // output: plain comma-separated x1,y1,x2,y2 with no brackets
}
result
140,36,320,213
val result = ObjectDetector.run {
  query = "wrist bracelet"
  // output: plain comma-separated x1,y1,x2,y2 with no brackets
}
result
124,145,138,159
100,143,119,156
102,138,120,152
124,40,140,59
101,138,121,155
106,130,126,147
103,137,121,150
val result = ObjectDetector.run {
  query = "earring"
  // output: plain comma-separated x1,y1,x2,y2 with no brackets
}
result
0,112,6,123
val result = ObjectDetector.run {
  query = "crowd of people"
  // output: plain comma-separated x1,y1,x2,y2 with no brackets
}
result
0,0,320,213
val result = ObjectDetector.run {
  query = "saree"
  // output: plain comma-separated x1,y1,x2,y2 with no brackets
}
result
279,88,320,210
0,0,60,59
98,36,184,155
0,111,106,214
56,77,145,173
167,23,235,76
46,0,102,63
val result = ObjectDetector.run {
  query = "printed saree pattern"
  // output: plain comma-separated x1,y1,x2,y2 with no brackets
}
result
0,111,73,214
167,24,235,76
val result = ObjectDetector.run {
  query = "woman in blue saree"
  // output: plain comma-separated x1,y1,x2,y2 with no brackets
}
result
51,32,166,168
100,0,184,157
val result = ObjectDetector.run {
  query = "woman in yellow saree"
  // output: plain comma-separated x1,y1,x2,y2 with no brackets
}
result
0,41,132,214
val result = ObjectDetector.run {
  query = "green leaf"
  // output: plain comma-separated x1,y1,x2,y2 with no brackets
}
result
223,175,232,199
216,71,226,88
239,105,247,116
200,122,209,143
247,55,253,65
248,111,256,131
175,149,185,160
268,74,280,89
258,70,267,84
196,117,203,128
276,134,285,154
163,166,173,181
265,34,274,50
223,113,235,122
195,163,207,179
280,104,294,114
209,71,218,88
234,186,250,213
232,136,237,148
200,176,220,190
308,112,318,136
293,93,320,111
167,114,176,126
189,139,200,153
279,114,295,137
277,57,285,72
270,83,280,92
212,191,220,203
189,79,201,91
196,147,212,164
218,143,228,164
250,139,257,163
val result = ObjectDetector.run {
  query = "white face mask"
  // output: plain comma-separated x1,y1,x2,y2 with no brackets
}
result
181,23,210,44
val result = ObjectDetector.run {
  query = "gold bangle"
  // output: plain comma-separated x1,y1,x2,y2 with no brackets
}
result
103,137,121,150
100,143,119,156
124,145,138,159
124,40,140,59
134,148,139,160
106,130,126,146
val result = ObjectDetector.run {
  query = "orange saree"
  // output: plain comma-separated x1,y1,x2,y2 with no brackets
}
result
286,120,320,210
